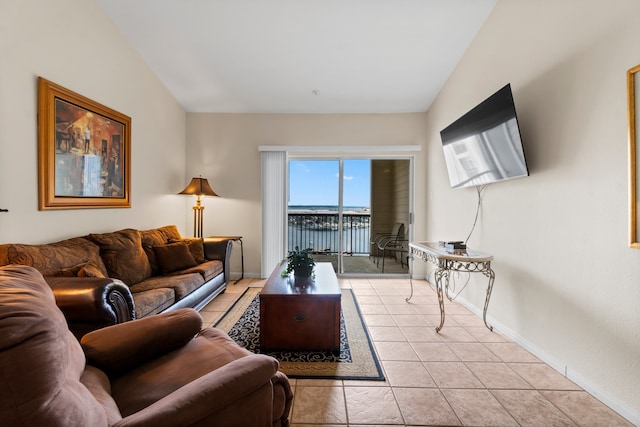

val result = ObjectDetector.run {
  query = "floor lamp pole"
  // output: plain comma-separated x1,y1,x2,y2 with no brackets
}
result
192,195,205,238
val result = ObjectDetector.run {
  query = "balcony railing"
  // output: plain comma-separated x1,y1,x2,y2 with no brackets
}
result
287,213,371,255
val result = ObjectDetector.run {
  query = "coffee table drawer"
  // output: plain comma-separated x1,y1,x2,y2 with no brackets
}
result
260,295,340,351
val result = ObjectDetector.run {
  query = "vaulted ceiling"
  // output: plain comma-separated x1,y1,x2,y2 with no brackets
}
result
97,0,496,113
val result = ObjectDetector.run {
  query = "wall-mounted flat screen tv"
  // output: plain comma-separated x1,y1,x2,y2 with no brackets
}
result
440,83,529,189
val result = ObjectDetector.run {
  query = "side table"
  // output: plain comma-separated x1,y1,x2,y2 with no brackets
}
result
207,236,244,283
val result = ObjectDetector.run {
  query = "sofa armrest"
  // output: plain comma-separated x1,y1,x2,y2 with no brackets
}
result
203,239,233,284
114,354,279,427
81,308,203,376
45,276,135,338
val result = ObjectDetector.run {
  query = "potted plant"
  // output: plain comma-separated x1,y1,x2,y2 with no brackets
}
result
282,246,315,285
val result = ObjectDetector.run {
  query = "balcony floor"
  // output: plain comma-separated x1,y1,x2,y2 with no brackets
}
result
311,253,409,275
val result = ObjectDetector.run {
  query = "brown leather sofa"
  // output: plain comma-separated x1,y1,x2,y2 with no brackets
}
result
0,265,293,426
0,225,232,337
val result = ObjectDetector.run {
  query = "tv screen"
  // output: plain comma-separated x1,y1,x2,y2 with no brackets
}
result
440,84,529,189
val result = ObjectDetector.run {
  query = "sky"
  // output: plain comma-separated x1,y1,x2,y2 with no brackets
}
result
288,160,371,207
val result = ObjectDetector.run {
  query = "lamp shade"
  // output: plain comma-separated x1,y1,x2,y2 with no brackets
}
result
179,177,219,197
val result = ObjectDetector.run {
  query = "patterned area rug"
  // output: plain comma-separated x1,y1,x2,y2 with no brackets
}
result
215,287,384,380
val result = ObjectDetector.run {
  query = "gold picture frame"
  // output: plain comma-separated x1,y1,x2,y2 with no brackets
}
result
37,77,131,210
628,65,640,247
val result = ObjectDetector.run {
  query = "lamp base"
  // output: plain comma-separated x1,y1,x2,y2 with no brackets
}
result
192,196,205,238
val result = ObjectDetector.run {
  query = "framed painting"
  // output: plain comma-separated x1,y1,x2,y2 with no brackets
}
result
628,64,640,247
37,77,131,210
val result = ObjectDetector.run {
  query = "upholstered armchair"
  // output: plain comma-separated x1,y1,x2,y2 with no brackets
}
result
0,265,292,427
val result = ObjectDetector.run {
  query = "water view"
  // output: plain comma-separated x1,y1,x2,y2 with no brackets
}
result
287,206,371,254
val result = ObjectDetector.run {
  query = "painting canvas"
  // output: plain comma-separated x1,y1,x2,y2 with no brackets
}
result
38,77,131,209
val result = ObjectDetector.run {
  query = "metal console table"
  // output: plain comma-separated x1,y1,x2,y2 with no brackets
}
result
408,242,495,333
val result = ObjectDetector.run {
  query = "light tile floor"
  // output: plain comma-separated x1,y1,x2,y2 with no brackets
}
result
200,277,633,427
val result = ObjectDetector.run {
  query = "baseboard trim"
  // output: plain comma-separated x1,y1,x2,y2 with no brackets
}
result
231,271,261,280
454,295,639,426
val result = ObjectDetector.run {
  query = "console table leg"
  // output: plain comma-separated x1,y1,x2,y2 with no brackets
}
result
405,277,415,302
405,255,414,303
434,268,447,333
482,269,495,331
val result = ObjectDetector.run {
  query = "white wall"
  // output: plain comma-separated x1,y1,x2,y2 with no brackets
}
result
423,0,640,421
0,0,188,243
186,113,428,276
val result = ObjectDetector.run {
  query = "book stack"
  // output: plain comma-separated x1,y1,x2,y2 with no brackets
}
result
438,241,467,254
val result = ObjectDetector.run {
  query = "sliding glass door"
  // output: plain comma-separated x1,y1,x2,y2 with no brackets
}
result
288,158,409,275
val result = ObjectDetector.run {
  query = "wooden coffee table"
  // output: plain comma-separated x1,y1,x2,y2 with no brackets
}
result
260,262,341,352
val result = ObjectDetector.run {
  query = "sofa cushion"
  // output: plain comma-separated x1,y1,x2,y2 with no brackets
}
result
140,229,167,275
157,224,183,241
130,287,175,318
80,366,122,425
131,273,204,300
0,265,107,426
88,229,152,285
175,260,223,282
153,242,197,275
4,237,108,278
140,225,183,276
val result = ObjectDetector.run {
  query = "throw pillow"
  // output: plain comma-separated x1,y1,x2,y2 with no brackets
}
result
55,262,106,278
78,263,107,278
153,242,197,275
55,263,86,277
140,225,185,275
170,238,206,264
88,229,152,285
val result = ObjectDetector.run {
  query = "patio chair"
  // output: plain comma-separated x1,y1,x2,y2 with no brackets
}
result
369,222,402,262
376,223,408,273
371,223,407,272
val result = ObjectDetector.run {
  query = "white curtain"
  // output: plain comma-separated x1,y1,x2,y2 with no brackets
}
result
260,150,287,277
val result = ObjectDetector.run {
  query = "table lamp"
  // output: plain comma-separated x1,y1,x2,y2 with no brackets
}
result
179,176,219,237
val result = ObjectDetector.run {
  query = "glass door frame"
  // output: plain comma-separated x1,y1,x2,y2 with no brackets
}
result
287,154,414,277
